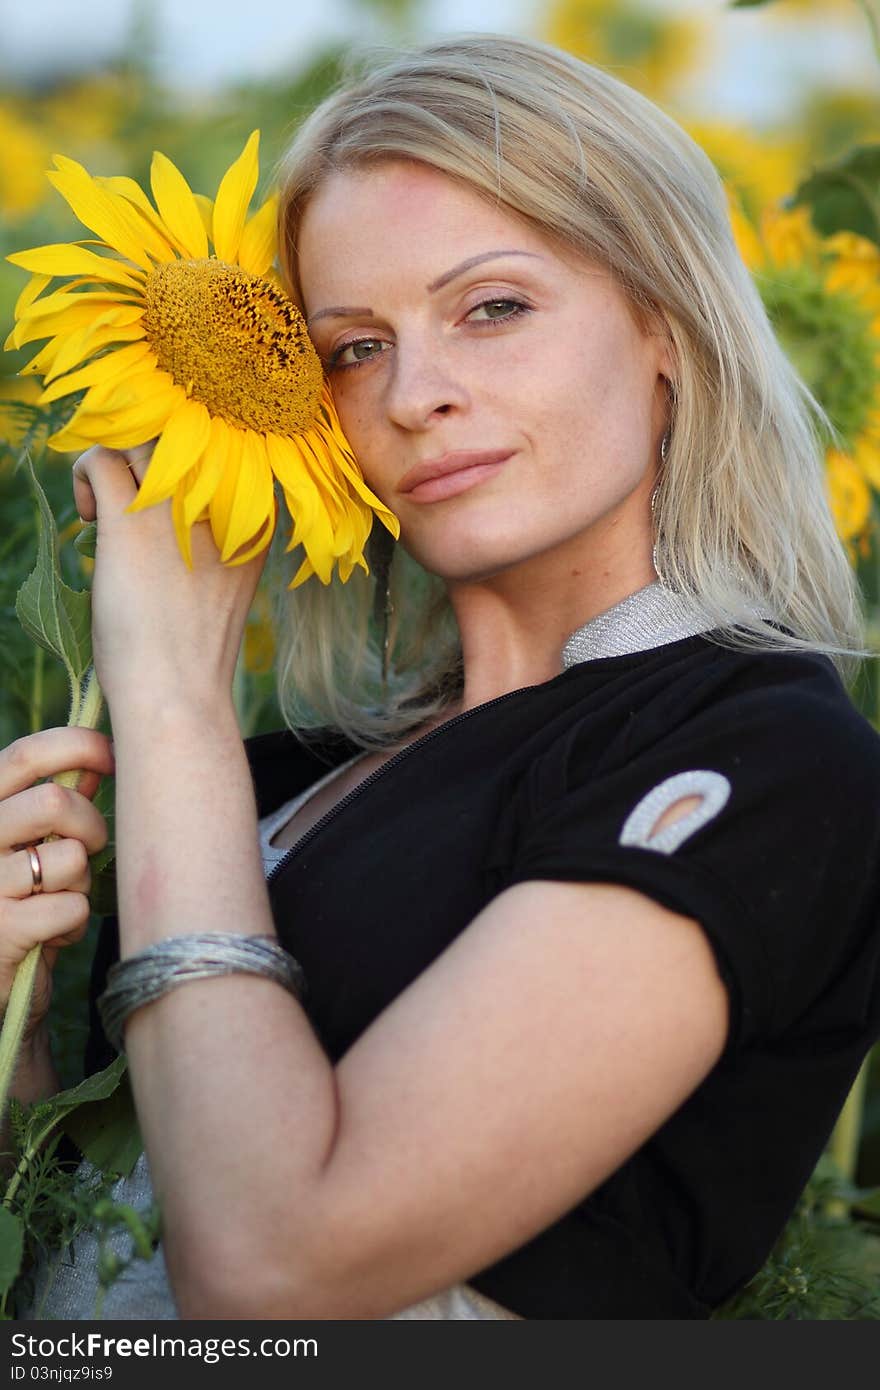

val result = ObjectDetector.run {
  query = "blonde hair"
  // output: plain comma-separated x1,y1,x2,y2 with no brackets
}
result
273,32,867,749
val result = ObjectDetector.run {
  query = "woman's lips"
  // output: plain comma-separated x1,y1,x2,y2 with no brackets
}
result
398,450,514,503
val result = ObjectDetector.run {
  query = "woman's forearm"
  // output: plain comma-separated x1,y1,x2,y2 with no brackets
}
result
109,697,340,1316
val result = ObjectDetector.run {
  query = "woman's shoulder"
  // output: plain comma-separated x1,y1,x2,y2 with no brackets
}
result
587,632,880,768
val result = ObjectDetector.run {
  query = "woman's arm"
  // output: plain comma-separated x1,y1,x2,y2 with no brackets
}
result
112,693,726,1318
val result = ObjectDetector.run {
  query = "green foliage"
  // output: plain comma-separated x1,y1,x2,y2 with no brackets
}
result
15,453,92,707
1,1056,152,1318
714,1159,880,1319
792,145,880,247
63,1069,142,1180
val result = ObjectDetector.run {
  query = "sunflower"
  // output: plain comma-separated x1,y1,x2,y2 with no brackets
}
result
544,0,706,103
730,202,880,555
684,120,807,226
4,132,399,587
0,102,49,222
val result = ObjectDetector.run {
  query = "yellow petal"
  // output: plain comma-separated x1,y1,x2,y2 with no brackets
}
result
79,364,174,416
18,338,67,377
312,419,399,537
39,310,146,382
47,157,154,270
264,433,321,543
127,396,212,510
12,299,143,351
290,553,316,588
150,151,209,260
183,415,228,528
7,244,144,291
225,504,276,566
193,194,214,239
273,439,335,582
171,479,196,570
212,130,259,264
95,175,159,220
19,285,138,321
219,429,275,561
238,193,278,276
39,342,155,403
209,427,242,552
13,272,51,318
49,382,179,452
86,170,179,264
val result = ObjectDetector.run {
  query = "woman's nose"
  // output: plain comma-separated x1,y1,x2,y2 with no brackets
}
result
384,333,470,431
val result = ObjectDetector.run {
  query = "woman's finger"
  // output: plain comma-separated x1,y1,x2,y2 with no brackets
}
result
72,440,157,522
0,781,109,858
0,728,114,803
0,838,91,902
0,891,91,962
72,445,140,523
124,440,157,485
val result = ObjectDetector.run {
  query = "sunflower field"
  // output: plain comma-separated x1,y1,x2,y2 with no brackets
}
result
1,0,880,1319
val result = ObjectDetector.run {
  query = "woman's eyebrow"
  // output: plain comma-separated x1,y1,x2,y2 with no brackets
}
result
426,249,543,293
306,250,543,326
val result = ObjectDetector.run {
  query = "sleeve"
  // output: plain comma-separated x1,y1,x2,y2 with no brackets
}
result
505,685,880,1054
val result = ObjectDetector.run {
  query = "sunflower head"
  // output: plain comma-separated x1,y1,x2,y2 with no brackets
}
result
4,131,399,587
732,202,880,554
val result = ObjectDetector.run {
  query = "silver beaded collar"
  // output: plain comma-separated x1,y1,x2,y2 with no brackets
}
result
561,580,717,668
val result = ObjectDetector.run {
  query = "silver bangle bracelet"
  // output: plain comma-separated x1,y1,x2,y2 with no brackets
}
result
97,933,307,1054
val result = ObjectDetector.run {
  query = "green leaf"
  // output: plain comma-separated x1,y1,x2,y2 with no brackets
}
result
74,522,97,559
791,145,880,246
21,1055,128,1145
14,453,92,692
729,1,777,8
0,1207,24,1296
64,1069,142,1179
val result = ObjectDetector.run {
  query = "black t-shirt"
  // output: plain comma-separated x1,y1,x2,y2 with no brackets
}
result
86,631,880,1319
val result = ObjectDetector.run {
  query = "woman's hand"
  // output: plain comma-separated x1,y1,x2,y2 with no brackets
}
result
72,443,269,713
0,728,113,1049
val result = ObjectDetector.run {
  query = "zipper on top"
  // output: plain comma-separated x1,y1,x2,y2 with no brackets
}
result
265,685,530,885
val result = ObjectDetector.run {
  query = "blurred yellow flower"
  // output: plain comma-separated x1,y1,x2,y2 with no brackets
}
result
688,121,807,226
0,103,50,222
826,449,871,554
544,0,707,102
42,76,128,148
5,132,399,587
732,204,880,550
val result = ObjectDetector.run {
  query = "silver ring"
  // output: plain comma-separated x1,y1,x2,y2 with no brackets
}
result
24,844,44,895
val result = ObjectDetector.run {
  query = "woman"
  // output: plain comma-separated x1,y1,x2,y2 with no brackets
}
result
7,34,880,1320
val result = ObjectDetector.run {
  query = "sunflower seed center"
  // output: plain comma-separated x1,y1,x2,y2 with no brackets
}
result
143,259,323,434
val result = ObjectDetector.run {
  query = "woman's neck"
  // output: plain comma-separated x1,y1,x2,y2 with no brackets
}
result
447,558,659,710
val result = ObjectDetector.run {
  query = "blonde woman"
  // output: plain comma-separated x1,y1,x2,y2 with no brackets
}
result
7,34,880,1320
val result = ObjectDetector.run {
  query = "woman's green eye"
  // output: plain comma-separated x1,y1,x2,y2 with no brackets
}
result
329,339,386,369
350,340,383,360
468,298,529,323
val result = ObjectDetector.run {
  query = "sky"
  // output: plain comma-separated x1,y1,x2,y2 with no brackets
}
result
0,0,874,125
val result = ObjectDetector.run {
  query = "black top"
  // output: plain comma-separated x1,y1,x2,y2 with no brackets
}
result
86,630,880,1319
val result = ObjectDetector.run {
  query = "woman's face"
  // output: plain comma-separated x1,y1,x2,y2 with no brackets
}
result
297,160,673,585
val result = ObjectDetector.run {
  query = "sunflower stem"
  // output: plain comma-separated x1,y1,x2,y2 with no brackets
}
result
29,646,44,736
825,1056,871,1218
0,667,105,1129
855,0,880,63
